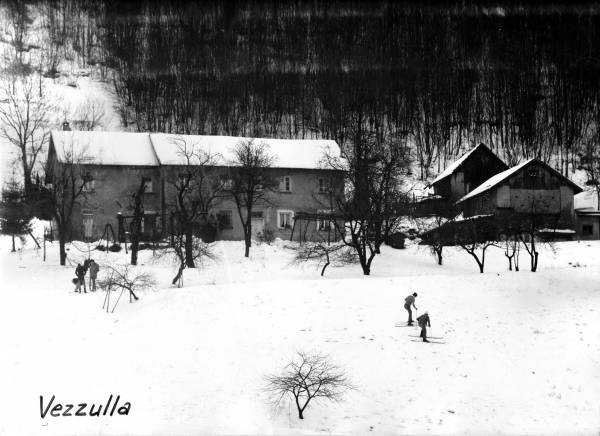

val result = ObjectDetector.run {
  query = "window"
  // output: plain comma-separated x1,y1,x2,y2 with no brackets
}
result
280,176,292,192
251,210,264,219
82,179,95,192
144,179,153,193
277,210,294,230
222,178,233,190
582,224,593,236
217,210,233,229
318,177,329,193
317,209,334,231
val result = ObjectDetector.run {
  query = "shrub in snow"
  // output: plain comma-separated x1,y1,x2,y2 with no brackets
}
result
257,227,275,245
265,351,353,419
290,242,358,276
97,264,156,312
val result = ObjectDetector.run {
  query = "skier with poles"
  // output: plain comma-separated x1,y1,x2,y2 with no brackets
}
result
404,292,418,325
416,311,431,342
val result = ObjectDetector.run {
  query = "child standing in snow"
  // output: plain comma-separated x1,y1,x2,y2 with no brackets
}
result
404,292,418,325
74,263,86,293
417,311,431,342
88,259,99,291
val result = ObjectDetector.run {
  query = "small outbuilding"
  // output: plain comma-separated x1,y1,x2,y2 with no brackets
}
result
574,190,600,240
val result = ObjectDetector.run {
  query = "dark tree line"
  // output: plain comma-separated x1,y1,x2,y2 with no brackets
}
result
17,1,598,184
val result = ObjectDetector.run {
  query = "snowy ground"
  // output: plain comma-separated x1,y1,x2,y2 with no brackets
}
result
0,229,599,435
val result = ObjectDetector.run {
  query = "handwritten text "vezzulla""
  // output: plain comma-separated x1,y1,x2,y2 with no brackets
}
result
40,395,131,418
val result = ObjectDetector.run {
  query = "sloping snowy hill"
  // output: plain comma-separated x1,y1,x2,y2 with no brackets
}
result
0,235,599,435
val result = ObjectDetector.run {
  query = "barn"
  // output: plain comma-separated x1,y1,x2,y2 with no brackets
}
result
415,143,508,217
428,143,509,201
456,159,583,230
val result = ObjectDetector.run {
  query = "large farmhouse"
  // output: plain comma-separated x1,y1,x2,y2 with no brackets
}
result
45,130,345,242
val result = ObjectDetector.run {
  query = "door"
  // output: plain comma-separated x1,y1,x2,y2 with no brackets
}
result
83,214,94,240
250,210,264,238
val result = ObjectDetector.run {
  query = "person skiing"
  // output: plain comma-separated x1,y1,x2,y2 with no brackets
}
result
74,263,86,293
417,311,431,342
88,259,99,292
404,292,418,325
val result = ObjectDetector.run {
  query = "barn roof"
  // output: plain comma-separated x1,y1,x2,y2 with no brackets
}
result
428,143,505,187
50,130,342,170
456,159,583,204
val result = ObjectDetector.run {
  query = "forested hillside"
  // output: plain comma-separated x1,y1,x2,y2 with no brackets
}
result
3,1,600,182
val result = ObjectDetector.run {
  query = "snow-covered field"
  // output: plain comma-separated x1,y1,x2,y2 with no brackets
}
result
1,230,599,435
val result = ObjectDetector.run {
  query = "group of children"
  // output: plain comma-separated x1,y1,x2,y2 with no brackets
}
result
403,292,431,342
73,259,100,293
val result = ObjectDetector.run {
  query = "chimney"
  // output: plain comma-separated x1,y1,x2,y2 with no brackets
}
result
62,121,71,131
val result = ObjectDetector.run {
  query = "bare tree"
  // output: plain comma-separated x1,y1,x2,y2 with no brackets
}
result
577,136,600,211
502,232,520,272
167,137,223,267
229,139,278,257
418,200,460,266
72,96,106,131
1,0,33,75
265,351,353,420
44,141,90,265
456,216,498,273
157,229,217,287
0,176,32,252
97,264,156,312
0,78,53,197
128,177,148,266
290,241,358,276
324,125,410,275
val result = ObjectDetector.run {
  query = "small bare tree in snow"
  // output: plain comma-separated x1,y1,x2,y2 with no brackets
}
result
158,229,217,287
456,216,498,273
502,232,520,271
265,351,353,420
290,241,358,276
97,264,156,312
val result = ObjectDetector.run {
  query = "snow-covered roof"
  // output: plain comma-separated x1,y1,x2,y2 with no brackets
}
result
456,159,583,204
456,159,535,204
574,190,598,211
537,228,576,234
429,143,492,187
51,130,159,166
50,131,342,170
150,133,340,169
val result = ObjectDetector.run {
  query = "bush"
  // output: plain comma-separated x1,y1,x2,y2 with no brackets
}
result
257,227,275,245
386,232,406,249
